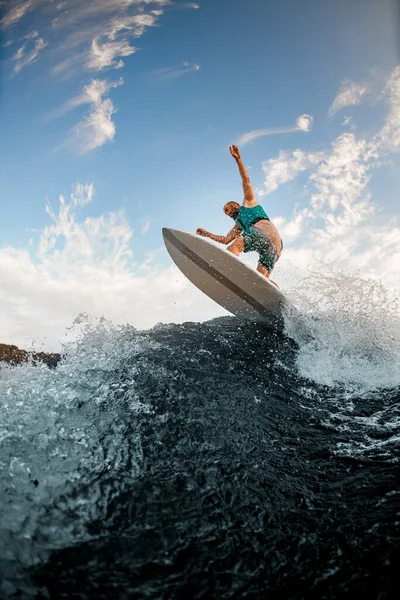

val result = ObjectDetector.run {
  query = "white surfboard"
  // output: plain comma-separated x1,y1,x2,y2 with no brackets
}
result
162,228,286,322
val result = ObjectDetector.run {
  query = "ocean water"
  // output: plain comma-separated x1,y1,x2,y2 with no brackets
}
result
0,274,399,599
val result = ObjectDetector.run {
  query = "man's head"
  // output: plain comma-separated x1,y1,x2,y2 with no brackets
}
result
223,202,240,219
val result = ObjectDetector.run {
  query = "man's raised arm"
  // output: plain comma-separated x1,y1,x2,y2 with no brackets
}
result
229,145,256,204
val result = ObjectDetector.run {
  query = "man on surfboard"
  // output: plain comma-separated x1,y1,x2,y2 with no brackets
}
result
196,145,283,283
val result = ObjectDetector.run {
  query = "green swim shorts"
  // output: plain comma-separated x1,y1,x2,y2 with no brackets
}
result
242,226,282,273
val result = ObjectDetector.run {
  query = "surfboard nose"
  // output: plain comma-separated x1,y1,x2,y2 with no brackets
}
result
163,227,182,241
162,227,178,236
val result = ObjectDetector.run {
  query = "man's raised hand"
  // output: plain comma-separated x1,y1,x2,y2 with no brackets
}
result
229,145,241,160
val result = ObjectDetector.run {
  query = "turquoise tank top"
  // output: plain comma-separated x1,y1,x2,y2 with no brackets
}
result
236,204,270,232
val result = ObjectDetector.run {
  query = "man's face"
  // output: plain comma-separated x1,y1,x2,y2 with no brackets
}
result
224,203,238,218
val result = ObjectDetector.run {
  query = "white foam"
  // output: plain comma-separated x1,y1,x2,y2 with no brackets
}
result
0,316,153,571
283,270,400,393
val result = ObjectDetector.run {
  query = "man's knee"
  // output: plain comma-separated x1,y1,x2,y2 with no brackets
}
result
227,243,240,256
227,237,244,255
257,262,270,276
228,237,244,255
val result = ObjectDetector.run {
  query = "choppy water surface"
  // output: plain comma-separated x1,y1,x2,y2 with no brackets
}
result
0,274,399,599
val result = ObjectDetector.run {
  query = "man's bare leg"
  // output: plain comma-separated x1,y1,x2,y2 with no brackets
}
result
227,236,245,256
257,262,279,288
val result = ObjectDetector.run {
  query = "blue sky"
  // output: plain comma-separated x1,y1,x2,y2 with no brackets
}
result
1,0,400,349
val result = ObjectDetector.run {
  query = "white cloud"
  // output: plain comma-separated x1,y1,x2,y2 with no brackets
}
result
77,97,117,152
107,13,159,41
260,149,323,195
270,133,379,267
71,183,94,207
12,33,47,74
86,37,136,71
82,78,122,104
378,65,400,151
55,78,123,153
2,1,185,76
1,1,171,30
0,190,222,350
13,44,25,61
237,114,313,146
296,114,313,131
51,6,165,75
269,67,400,291
50,78,122,117
309,133,377,213
260,104,382,202
152,61,200,80
2,0,199,153
329,80,368,116
273,208,314,243
0,0,42,29
140,217,150,235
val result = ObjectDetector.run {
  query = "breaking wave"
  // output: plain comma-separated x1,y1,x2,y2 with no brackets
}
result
0,274,399,598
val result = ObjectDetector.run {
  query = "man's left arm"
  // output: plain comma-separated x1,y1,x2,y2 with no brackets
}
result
196,224,241,244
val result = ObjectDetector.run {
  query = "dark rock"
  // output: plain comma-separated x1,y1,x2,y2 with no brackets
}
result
0,343,61,368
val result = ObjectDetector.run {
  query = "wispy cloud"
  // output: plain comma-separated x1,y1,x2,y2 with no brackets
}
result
308,133,377,214
49,12,159,78
55,78,124,154
260,148,323,195
86,37,137,71
270,66,400,290
71,183,94,207
140,217,150,235
296,114,313,131
73,88,120,154
49,77,121,119
378,65,400,151
152,61,200,80
265,132,377,246
12,31,47,74
237,114,313,146
0,0,43,29
329,80,368,116
2,0,199,153
0,187,220,350
179,2,200,8
107,13,162,41
1,1,170,31
2,1,182,76
342,116,353,126
273,208,314,243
